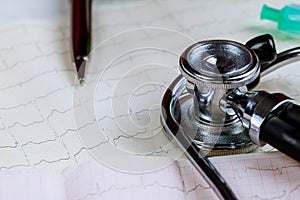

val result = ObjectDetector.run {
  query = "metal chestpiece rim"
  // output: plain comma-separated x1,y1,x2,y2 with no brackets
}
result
179,40,260,89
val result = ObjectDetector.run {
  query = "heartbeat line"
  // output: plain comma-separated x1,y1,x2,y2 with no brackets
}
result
247,164,300,175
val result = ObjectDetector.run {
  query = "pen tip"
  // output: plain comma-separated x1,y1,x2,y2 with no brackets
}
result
79,78,85,86
74,56,88,86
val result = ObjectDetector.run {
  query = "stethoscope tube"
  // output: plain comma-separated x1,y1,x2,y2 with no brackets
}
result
278,102,300,129
161,76,238,200
260,113,300,161
261,46,300,77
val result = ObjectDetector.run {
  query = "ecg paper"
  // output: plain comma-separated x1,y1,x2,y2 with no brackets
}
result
0,0,299,199
64,153,300,200
0,152,299,200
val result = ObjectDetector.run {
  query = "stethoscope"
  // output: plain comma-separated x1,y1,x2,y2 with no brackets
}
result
160,34,300,200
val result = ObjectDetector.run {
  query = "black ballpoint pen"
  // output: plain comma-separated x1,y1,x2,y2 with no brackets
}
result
72,0,92,85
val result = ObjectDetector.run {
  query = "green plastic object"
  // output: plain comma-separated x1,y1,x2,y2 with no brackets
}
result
261,4,300,34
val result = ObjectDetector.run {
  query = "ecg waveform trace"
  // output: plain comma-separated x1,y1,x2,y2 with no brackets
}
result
64,154,300,200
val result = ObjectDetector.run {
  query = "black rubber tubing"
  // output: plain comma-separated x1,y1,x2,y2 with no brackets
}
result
278,103,300,129
260,115,300,162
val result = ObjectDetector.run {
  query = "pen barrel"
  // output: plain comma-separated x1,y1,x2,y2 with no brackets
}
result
260,115,300,162
72,0,92,71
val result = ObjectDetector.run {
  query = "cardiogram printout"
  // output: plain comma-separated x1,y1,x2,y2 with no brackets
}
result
0,152,299,199
0,0,299,199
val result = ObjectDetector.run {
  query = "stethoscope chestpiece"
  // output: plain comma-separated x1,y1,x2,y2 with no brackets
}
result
163,39,262,156
180,40,261,123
